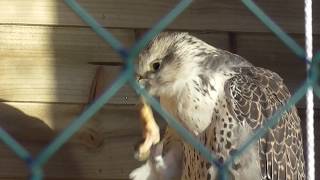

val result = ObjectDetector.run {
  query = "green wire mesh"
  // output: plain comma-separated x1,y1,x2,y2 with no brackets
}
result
0,0,319,179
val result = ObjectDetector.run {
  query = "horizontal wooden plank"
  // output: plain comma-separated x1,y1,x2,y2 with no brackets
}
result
0,102,142,179
0,61,139,104
0,136,142,179
0,0,318,34
0,25,134,63
236,33,320,108
0,102,166,144
0,103,143,142
0,102,163,179
190,31,231,51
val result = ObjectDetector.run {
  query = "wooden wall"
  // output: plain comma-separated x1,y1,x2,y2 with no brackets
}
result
0,0,319,179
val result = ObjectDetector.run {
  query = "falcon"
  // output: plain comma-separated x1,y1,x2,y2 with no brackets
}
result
129,32,305,180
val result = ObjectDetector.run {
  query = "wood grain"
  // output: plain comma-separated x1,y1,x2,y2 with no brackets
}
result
0,136,142,179
189,31,230,51
0,103,141,141
0,61,139,104
0,101,140,179
0,102,161,179
0,0,318,34
0,25,136,104
0,25,134,63
0,102,166,144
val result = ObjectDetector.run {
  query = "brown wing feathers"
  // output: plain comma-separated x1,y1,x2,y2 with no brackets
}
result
225,67,305,180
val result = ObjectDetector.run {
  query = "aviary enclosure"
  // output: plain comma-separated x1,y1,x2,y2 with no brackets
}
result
0,0,319,179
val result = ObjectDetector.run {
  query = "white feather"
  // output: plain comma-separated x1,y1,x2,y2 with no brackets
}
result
129,141,182,180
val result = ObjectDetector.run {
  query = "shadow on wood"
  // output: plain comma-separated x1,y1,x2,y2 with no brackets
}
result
0,101,82,179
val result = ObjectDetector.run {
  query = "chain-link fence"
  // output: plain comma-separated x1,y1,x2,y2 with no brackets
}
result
0,0,318,179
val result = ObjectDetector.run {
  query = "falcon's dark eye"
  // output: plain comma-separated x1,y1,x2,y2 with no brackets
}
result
151,61,161,71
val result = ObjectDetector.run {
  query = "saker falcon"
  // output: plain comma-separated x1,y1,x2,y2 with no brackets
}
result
129,32,305,180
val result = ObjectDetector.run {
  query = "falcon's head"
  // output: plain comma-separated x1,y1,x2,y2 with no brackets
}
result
135,32,215,96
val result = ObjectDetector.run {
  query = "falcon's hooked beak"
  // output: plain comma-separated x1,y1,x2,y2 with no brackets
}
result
136,74,143,81
136,74,149,89
136,72,155,95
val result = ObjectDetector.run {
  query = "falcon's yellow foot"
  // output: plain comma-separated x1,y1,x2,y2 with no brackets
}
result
134,123,160,161
134,98,160,161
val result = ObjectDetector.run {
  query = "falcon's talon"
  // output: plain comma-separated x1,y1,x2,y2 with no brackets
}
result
134,146,150,161
134,125,160,161
135,97,160,161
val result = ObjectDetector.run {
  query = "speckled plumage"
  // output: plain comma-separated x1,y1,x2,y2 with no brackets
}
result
130,32,305,180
